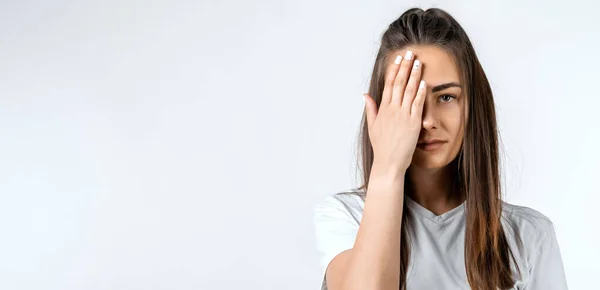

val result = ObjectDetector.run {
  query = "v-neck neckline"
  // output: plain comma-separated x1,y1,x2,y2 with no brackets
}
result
404,195,466,224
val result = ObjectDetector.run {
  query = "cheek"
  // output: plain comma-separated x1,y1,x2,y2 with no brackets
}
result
441,106,464,137
453,126,465,149
453,116,465,139
439,108,465,152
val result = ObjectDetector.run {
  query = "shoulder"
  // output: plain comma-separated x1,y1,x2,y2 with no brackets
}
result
501,201,568,286
501,200,555,236
312,188,367,282
313,188,366,225
500,200,558,263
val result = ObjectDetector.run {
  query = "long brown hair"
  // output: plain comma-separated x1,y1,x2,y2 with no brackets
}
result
356,8,521,290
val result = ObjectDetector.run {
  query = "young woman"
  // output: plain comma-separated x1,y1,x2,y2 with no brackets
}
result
312,7,568,290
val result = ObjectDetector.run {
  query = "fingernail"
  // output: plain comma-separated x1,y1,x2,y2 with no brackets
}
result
405,50,413,60
394,55,402,64
419,80,425,89
413,60,420,69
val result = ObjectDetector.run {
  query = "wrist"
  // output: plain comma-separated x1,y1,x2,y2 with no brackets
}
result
369,162,407,184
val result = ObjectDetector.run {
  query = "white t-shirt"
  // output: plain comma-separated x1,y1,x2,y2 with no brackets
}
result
312,188,568,290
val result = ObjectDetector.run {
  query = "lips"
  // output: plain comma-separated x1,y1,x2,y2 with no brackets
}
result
417,139,447,151
417,139,446,145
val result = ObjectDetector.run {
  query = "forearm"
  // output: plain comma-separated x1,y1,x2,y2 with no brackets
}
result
344,170,405,290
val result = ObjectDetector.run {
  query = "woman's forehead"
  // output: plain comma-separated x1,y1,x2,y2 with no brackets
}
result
390,45,461,82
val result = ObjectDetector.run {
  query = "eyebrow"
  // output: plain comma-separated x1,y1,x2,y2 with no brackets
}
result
431,82,462,93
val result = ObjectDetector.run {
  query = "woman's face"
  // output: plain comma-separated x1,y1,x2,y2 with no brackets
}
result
392,45,467,170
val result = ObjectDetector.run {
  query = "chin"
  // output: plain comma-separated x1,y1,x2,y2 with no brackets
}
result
410,162,447,171
411,153,452,170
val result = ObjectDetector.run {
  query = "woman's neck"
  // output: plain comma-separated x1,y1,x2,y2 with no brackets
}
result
406,164,464,216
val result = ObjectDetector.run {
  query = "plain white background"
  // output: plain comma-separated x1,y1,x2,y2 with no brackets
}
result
0,0,598,289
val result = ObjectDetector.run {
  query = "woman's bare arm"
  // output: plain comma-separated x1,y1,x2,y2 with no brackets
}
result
325,171,405,290
324,50,425,290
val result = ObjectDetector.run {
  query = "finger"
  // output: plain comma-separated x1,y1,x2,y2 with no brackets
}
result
411,80,426,117
401,59,422,110
391,50,415,107
363,93,377,131
381,54,403,108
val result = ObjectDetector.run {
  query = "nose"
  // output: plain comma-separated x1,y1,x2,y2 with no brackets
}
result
421,97,437,130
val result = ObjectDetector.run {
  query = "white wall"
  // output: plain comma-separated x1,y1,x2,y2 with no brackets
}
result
0,0,598,289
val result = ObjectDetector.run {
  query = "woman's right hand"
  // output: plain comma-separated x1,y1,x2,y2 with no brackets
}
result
363,50,426,176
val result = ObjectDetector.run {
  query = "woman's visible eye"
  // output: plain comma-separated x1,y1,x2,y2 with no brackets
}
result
439,94,456,103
